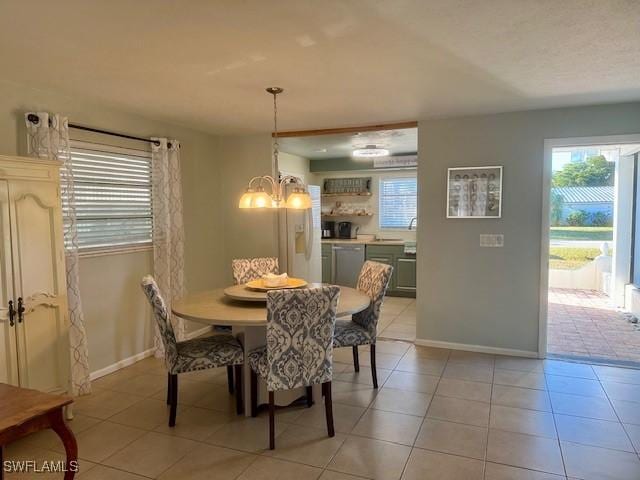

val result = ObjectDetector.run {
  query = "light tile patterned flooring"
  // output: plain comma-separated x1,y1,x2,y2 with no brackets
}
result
377,296,416,342
5,295,640,479
548,288,640,363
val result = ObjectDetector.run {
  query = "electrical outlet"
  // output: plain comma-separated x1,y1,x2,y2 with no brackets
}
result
480,234,504,247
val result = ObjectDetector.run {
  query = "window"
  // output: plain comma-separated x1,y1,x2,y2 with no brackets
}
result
379,176,417,229
64,141,153,251
633,153,640,287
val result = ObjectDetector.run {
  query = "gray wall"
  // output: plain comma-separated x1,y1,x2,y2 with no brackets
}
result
218,134,279,282
0,79,224,373
3,75,639,365
417,102,640,354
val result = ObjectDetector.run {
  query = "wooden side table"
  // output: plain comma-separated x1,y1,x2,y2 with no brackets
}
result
0,383,77,480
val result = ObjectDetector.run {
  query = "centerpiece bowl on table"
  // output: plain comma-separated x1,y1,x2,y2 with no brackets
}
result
223,273,308,302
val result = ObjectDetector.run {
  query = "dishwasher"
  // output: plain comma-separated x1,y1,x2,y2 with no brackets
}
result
332,244,365,288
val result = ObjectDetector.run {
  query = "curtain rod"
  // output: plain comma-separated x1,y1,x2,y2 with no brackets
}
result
26,113,171,148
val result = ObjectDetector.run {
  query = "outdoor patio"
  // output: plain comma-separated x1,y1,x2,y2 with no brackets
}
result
548,287,640,363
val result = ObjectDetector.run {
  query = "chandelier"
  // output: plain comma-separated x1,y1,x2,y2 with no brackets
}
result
238,87,312,209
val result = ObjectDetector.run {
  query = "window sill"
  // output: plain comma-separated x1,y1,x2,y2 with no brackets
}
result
78,244,153,259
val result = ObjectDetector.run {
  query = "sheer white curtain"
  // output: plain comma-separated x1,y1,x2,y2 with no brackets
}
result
25,112,91,395
151,138,186,356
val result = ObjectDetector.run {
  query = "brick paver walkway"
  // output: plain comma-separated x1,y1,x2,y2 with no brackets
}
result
548,288,640,363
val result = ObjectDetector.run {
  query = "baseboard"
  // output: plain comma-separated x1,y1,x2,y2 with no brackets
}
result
414,338,539,358
90,347,156,380
89,325,214,381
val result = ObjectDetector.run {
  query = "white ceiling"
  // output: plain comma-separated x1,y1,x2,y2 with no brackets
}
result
280,127,417,159
1,0,639,135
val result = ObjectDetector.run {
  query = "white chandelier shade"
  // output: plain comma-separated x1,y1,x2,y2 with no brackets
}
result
238,174,312,210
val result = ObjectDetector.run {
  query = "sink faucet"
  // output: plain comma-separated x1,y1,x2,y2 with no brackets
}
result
408,217,417,230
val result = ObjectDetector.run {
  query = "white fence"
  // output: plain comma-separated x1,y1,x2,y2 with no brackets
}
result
549,246,611,293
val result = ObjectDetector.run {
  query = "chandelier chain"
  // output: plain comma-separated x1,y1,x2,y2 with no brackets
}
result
272,91,279,167
238,87,310,209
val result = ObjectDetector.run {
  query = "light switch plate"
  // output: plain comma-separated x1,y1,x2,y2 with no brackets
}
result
480,234,504,247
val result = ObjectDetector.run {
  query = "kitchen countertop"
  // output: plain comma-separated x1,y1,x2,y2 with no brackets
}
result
321,238,408,246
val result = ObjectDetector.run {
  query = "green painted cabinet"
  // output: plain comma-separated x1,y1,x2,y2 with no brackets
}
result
395,257,417,292
364,249,396,291
365,244,416,297
321,243,333,283
322,242,416,297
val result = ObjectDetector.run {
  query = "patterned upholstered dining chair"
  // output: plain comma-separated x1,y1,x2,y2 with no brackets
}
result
141,275,245,426
248,285,340,450
232,257,279,285
333,261,393,388
223,256,280,360
222,257,278,384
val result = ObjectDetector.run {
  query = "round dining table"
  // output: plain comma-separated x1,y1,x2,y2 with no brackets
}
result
172,283,370,416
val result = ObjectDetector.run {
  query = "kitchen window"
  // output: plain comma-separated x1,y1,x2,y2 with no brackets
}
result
379,176,417,229
63,140,153,252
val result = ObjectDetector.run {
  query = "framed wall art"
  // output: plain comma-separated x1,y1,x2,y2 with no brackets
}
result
446,166,502,218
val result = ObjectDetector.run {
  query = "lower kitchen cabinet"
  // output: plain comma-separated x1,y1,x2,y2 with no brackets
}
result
395,257,417,292
364,252,395,290
322,242,417,297
321,243,333,283
366,245,416,298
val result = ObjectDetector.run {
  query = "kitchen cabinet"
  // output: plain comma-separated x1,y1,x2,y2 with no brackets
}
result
321,243,332,283
322,243,416,298
364,252,395,289
366,244,416,297
0,155,69,394
395,257,417,292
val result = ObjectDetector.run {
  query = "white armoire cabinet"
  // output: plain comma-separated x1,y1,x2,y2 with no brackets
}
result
0,155,70,394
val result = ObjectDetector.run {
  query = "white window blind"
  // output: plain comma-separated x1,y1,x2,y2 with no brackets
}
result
64,141,153,250
379,176,417,229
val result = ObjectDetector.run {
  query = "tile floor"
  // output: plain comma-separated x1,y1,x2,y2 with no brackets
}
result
548,288,640,363
5,295,640,479
377,296,416,342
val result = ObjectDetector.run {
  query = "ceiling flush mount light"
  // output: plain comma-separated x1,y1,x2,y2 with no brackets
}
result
352,144,390,158
239,87,312,210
